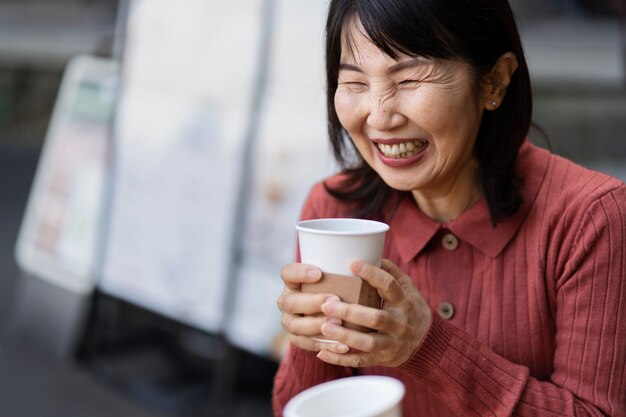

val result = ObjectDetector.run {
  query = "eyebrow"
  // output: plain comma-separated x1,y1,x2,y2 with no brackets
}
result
338,58,428,74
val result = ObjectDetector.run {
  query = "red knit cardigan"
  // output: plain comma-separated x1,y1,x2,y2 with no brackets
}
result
273,141,626,416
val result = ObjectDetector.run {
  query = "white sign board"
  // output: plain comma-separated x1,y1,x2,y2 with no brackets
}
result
15,55,117,295
99,0,263,333
226,0,335,357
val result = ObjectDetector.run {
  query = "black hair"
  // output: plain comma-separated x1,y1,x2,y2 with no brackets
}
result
324,0,532,225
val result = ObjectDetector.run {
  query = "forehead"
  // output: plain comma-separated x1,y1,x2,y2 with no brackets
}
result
337,16,476,82
339,18,409,65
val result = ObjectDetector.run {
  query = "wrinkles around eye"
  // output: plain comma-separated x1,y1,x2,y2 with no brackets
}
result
338,77,423,92
340,81,367,87
338,81,368,93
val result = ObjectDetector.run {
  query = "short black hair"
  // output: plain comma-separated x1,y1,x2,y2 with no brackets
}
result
324,0,532,225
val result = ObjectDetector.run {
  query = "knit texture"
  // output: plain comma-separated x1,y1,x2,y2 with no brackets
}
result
273,141,626,417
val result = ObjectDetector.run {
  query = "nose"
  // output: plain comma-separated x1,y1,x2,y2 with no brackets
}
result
366,96,405,131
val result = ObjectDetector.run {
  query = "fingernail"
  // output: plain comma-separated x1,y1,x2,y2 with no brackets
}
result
322,300,337,315
326,317,341,326
306,268,322,280
337,344,349,353
351,261,363,273
324,295,340,303
320,322,332,335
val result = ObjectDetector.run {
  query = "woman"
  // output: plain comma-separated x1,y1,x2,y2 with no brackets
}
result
273,0,626,416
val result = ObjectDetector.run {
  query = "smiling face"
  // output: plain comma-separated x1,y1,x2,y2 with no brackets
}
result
334,20,487,202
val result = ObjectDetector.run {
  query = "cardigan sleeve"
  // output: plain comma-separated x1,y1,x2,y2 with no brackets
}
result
272,180,355,417
398,185,626,416
272,346,354,416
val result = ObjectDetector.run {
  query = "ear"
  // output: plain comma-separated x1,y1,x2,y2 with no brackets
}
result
480,52,519,110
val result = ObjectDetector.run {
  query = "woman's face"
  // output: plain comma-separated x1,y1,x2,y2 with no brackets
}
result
334,21,486,198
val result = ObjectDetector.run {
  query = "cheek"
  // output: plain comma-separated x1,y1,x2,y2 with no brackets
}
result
415,88,455,119
417,89,478,135
334,91,361,130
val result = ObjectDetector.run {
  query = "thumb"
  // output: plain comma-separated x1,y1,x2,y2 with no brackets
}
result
381,259,415,289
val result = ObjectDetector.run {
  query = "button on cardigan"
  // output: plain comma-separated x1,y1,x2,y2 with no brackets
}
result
273,140,626,417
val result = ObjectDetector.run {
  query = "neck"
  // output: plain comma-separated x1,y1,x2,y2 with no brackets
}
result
411,161,482,223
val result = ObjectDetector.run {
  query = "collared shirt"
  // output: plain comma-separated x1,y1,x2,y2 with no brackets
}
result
273,140,626,417
388,140,547,261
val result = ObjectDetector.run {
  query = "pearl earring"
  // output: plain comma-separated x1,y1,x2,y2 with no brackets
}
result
491,100,497,107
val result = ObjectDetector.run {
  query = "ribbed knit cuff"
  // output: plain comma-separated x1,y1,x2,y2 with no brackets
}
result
399,308,452,379
278,344,354,391
398,310,530,415
288,344,320,364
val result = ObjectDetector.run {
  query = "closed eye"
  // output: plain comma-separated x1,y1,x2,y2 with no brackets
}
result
399,79,419,85
338,81,368,92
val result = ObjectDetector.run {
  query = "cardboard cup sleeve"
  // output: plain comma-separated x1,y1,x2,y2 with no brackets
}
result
301,272,382,333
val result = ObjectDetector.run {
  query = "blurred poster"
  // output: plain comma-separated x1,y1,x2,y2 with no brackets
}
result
99,0,263,333
226,0,335,357
15,56,118,295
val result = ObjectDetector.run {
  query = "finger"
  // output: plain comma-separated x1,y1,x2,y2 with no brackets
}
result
381,259,415,289
321,298,391,331
316,350,369,368
315,340,350,354
288,334,319,352
280,313,327,337
281,263,322,290
319,320,389,353
278,292,338,315
351,261,405,304
288,334,350,354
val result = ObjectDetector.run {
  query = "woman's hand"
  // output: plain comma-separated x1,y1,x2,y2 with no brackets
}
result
316,259,432,368
277,263,351,354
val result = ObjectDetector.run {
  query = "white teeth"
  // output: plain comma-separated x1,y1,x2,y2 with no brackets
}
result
377,140,427,159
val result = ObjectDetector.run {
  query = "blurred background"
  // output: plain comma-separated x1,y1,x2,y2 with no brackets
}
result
0,1,624,416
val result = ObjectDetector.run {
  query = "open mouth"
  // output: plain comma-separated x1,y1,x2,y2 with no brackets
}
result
377,139,428,159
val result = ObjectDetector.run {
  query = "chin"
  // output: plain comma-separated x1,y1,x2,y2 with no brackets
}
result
376,172,422,192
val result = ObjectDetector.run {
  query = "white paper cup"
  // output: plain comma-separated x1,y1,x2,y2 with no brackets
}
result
296,218,389,343
283,375,405,417
296,218,389,276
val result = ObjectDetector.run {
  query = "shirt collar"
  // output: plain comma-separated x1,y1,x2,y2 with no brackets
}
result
388,140,550,261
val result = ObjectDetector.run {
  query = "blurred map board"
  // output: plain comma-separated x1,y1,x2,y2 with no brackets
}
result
15,55,118,295
225,0,335,357
98,0,264,333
